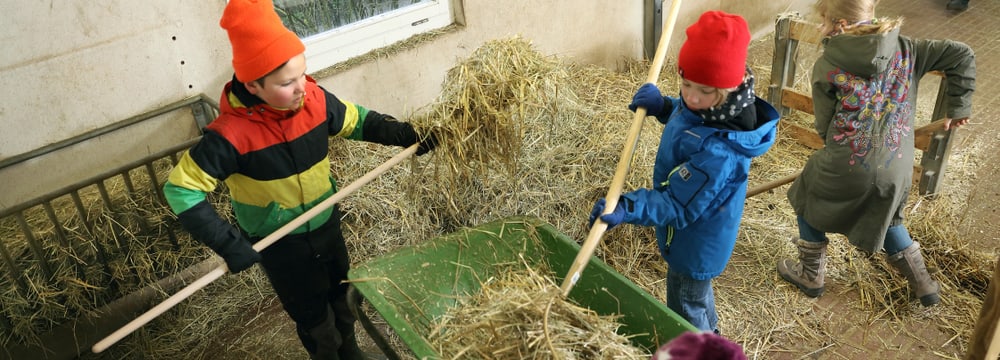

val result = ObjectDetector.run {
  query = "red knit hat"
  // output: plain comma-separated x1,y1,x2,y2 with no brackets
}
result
220,0,306,83
677,11,750,89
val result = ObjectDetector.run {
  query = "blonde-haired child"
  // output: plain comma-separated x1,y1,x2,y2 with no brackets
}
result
778,0,975,307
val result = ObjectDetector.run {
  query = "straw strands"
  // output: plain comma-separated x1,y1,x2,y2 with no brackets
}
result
2,29,994,358
409,36,561,193
427,257,648,360
326,34,994,358
0,158,209,349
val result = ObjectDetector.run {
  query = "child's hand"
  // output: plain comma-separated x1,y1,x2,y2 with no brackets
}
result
944,117,969,131
416,133,438,156
629,83,665,117
589,198,627,229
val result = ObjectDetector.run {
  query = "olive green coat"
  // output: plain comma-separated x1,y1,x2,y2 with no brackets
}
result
787,27,976,253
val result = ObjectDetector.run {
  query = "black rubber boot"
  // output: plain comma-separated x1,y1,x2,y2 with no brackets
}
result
331,298,369,360
307,307,344,360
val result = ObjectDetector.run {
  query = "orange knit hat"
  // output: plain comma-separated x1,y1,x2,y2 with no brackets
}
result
220,0,306,83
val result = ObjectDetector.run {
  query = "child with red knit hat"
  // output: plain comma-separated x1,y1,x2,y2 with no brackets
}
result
590,10,779,334
163,0,434,359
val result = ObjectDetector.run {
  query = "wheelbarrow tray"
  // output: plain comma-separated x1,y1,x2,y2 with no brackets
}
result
347,216,696,359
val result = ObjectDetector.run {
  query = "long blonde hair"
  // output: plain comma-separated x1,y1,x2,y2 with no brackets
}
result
814,0,902,36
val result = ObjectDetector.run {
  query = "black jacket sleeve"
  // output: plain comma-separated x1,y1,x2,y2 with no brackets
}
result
360,110,419,147
176,201,260,272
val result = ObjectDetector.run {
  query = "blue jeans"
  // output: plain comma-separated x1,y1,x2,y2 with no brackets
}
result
666,268,717,332
797,216,913,255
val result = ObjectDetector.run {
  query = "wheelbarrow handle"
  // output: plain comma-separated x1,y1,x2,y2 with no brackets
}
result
91,143,421,353
561,0,684,296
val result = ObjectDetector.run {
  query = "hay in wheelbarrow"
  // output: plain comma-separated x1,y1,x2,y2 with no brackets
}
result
347,217,696,359
426,260,647,359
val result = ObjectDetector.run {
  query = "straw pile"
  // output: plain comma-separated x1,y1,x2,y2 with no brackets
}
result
5,27,993,359
0,158,210,349
340,34,993,358
403,36,564,222
426,258,648,359
309,33,993,358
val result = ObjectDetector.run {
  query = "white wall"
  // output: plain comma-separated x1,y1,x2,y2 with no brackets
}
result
0,0,812,207
0,1,232,208
0,1,231,158
317,0,813,118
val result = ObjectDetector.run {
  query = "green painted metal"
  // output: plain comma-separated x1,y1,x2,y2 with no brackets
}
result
348,216,697,358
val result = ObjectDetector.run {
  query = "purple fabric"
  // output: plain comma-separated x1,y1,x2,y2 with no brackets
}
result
651,332,747,360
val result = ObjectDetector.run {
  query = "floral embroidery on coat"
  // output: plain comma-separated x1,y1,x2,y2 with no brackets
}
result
827,51,912,168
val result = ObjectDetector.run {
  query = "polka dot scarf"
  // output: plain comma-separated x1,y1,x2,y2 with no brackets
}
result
693,66,757,131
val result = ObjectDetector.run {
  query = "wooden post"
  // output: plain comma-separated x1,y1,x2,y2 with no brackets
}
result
965,259,1000,360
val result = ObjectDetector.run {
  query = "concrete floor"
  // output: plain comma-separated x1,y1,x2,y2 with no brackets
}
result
883,0,1000,253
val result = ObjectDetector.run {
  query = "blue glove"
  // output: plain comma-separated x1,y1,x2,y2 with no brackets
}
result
589,198,628,230
628,83,665,118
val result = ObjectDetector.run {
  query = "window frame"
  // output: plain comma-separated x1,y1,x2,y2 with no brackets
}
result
298,0,454,73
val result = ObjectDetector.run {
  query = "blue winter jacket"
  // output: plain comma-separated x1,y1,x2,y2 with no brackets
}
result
621,96,779,280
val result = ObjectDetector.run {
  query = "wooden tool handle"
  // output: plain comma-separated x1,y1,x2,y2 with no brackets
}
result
746,171,801,198
560,0,684,296
92,143,420,353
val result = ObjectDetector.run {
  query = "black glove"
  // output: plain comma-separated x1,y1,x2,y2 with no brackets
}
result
628,83,666,118
215,237,261,273
416,133,438,156
362,113,424,150
176,202,261,274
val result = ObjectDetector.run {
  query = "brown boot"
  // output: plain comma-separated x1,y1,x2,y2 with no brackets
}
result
887,242,941,306
777,238,828,297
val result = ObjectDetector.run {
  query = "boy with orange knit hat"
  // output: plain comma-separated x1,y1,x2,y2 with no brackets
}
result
590,10,779,334
163,0,433,358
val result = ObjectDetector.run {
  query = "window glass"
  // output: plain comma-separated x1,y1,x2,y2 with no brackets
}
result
275,0,426,39
274,0,453,71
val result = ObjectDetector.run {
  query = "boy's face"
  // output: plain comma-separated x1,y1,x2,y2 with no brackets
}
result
247,53,307,110
680,78,723,111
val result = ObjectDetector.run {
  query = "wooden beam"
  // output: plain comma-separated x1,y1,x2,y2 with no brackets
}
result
747,171,801,198
779,122,824,150
789,19,822,44
781,88,815,114
966,259,1000,359
915,118,948,152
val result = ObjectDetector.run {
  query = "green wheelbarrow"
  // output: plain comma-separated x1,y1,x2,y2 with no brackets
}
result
346,216,697,359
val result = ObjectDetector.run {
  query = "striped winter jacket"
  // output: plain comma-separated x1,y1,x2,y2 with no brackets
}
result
164,76,417,251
